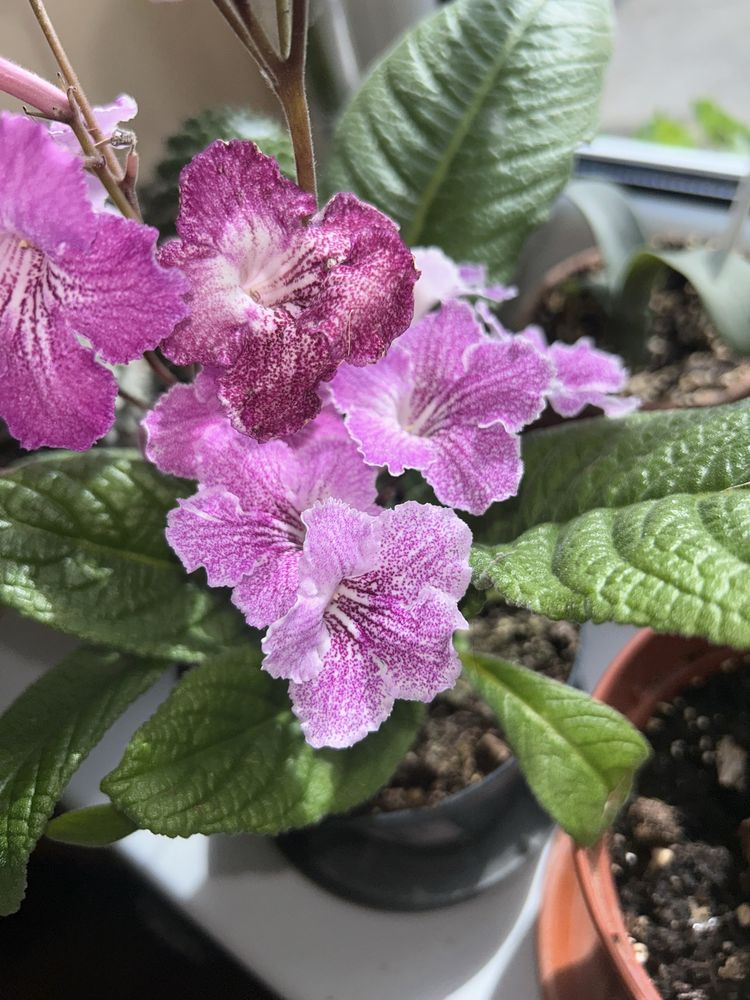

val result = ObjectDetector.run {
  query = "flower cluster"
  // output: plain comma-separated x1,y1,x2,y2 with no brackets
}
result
140,143,635,746
0,113,635,747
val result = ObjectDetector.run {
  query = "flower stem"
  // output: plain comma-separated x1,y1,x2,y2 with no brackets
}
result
211,0,317,201
27,0,137,220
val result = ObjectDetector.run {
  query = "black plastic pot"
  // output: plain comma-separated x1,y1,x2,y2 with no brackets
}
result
278,632,595,911
277,751,550,911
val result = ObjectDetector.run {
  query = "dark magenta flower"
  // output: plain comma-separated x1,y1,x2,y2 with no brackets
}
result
159,141,418,442
0,112,186,450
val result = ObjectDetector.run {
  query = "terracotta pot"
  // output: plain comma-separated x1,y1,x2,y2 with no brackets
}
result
537,629,733,1000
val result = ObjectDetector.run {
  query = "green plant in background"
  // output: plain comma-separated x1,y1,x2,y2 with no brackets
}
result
635,97,750,154
562,177,750,360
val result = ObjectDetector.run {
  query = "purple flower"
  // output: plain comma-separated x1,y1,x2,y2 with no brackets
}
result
143,368,348,480
476,305,637,419
331,301,552,515
520,327,638,418
412,246,515,321
262,499,471,748
163,410,378,629
158,140,418,443
48,95,138,212
0,112,186,451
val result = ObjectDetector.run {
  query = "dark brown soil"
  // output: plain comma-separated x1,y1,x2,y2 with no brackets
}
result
612,656,750,1000
534,257,750,410
366,604,580,813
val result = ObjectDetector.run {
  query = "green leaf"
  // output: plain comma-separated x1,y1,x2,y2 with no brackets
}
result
693,98,750,153
564,180,646,289
103,648,422,837
461,651,649,844
0,648,167,915
634,111,696,148
472,401,750,648
473,491,750,649
478,399,750,544
619,247,750,355
45,804,137,847
0,450,246,661
142,106,295,237
324,0,612,279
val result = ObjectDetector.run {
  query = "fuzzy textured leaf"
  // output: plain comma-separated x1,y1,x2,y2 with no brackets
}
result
472,401,750,646
103,648,422,837
473,491,750,648
461,651,649,844
324,0,612,278
0,450,246,660
478,399,750,544
0,648,166,915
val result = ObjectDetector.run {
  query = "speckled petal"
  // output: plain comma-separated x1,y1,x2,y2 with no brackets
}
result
331,346,434,475
302,193,418,366
166,487,262,587
65,213,187,363
547,337,639,417
289,630,394,748
375,501,472,601
428,423,523,515
143,370,240,479
216,313,337,441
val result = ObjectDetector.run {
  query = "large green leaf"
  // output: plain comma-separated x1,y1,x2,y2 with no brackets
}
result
103,648,422,836
472,400,750,647
323,0,612,278
461,651,649,844
564,180,646,289
0,647,167,915
478,399,750,544
0,450,246,660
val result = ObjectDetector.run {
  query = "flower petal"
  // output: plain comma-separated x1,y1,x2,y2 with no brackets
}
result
175,139,314,249
289,629,394,749
298,499,380,599
331,346,434,475
216,313,337,441
547,338,638,417
427,423,523,515
143,370,239,479
159,237,269,367
231,550,302,631
0,112,93,253
301,193,418,366
166,487,262,587
64,213,187,363
263,597,331,684
363,588,464,702
456,334,552,431
0,305,117,450
376,501,472,601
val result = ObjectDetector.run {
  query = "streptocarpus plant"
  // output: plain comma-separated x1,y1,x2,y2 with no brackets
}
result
0,0,746,916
